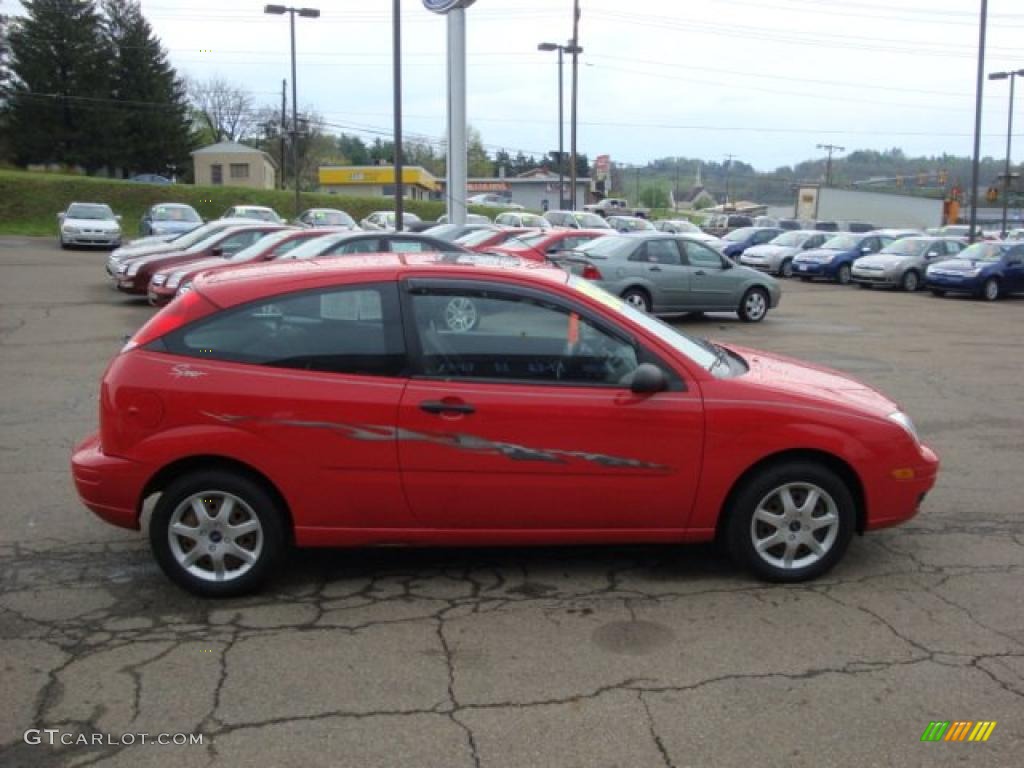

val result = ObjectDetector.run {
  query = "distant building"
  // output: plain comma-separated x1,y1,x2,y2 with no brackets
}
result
452,169,591,211
318,166,440,200
191,141,277,190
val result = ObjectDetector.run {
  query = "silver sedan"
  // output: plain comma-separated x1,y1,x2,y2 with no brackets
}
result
852,236,965,291
554,234,781,322
739,230,829,277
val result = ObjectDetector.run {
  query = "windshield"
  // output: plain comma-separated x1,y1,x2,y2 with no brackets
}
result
822,234,861,250
309,210,355,227
522,214,548,228
880,239,930,257
567,276,717,370
285,233,348,259
235,208,281,222
576,235,642,258
151,205,201,222
67,204,114,220
723,227,756,242
957,242,1006,262
574,212,612,229
225,230,294,261
170,222,232,249
669,220,699,232
517,232,554,248
770,231,809,246
457,228,503,247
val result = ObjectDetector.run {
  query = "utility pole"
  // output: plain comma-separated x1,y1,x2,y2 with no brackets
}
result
569,0,580,210
635,166,640,204
674,158,680,212
723,154,735,207
392,0,404,230
816,143,845,186
988,69,1023,237
280,79,287,190
968,0,988,244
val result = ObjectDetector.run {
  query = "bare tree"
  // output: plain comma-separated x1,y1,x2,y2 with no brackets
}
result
186,76,254,143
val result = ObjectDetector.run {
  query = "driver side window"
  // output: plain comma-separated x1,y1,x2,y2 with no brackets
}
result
409,290,639,386
681,240,724,268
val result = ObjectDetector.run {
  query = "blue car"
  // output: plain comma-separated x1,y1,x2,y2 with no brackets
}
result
717,226,783,258
791,232,894,284
139,203,203,238
925,241,1024,301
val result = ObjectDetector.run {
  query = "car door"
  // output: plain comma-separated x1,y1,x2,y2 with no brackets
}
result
680,240,736,308
629,239,690,310
160,281,414,529
396,279,704,530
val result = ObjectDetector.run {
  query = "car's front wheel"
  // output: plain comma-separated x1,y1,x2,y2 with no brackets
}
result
727,461,855,582
836,264,852,285
738,287,769,322
621,287,652,313
149,469,287,597
981,277,1000,301
779,258,793,278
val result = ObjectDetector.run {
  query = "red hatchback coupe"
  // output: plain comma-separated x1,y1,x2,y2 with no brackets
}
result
72,254,938,596
487,229,610,261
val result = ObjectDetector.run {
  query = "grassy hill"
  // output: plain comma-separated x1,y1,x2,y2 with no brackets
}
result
0,169,492,237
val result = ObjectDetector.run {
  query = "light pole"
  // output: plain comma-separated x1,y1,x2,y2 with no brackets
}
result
538,42,580,208
968,0,988,244
816,143,845,186
988,68,1024,237
569,0,581,210
264,4,320,218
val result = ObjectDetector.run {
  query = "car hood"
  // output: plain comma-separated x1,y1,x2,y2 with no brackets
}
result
930,258,989,272
113,241,180,261
161,255,231,277
856,254,912,269
743,244,795,258
128,234,177,247
64,217,119,231
726,344,898,418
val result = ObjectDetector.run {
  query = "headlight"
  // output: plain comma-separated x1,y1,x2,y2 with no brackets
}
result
176,281,193,296
127,261,142,277
888,411,919,443
151,273,167,286
63,225,80,234
117,263,129,275
167,272,186,289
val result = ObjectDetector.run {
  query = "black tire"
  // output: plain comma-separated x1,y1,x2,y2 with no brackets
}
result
149,469,287,597
901,270,921,292
779,259,793,278
738,286,769,322
930,289,945,297
726,461,855,583
980,277,1000,302
836,264,852,285
621,287,652,313
799,276,813,283
856,282,871,289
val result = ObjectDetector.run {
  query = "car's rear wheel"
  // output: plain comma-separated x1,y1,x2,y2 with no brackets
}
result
738,287,769,322
150,470,287,597
901,270,921,292
442,296,479,332
981,277,1000,301
727,461,855,582
622,287,652,313
836,264,852,285
779,259,793,278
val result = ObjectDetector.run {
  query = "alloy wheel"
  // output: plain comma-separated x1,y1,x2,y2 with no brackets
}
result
167,491,263,583
444,297,478,333
749,482,840,571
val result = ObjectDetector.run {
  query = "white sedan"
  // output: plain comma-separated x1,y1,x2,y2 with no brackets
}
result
57,202,122,249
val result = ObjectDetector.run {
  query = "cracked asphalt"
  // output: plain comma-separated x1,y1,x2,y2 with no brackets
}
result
1,235,1022,767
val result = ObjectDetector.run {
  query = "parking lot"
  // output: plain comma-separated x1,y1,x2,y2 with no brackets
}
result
1,235,1022,767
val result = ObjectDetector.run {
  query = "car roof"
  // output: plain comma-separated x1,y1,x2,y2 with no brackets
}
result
194,251,570,308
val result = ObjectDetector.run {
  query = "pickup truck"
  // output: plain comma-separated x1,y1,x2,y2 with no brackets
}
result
583,198,650,219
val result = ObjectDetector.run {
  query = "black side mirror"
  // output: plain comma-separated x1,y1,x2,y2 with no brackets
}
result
630,363,667,394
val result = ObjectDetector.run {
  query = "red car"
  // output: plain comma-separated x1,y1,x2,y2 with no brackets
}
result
114,224,289,295
72,254,938,596
487,229,610,261
454,226,535,252
147,228,343,306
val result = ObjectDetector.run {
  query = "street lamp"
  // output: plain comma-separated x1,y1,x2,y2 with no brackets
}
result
538,42,581,208
264,4,320,218
988,68,1024,237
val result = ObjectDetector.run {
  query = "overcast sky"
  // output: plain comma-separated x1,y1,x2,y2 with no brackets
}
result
8,0,1024,171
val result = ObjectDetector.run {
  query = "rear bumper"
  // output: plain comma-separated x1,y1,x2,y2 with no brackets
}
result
71,433,146,530
865,443,940,531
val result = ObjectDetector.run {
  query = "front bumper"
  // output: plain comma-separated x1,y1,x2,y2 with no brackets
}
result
71,433,147,531
852,268,899,286
926,272,982,292
64,232,121,247
792,260,832,277
115,275,147,294
739,256,776,273
865,443,940,531
148,284,177,306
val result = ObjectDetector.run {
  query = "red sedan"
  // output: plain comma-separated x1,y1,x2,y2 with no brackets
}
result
147,228,343,306
114,224,289,295
487,228,610,261
454,226,535,252
72,254,938,596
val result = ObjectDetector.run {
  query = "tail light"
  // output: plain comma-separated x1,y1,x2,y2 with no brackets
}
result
581,264,603,280
122,289,217,352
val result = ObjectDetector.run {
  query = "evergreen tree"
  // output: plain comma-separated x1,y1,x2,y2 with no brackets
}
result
102,0,192,177
7,0,110,169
